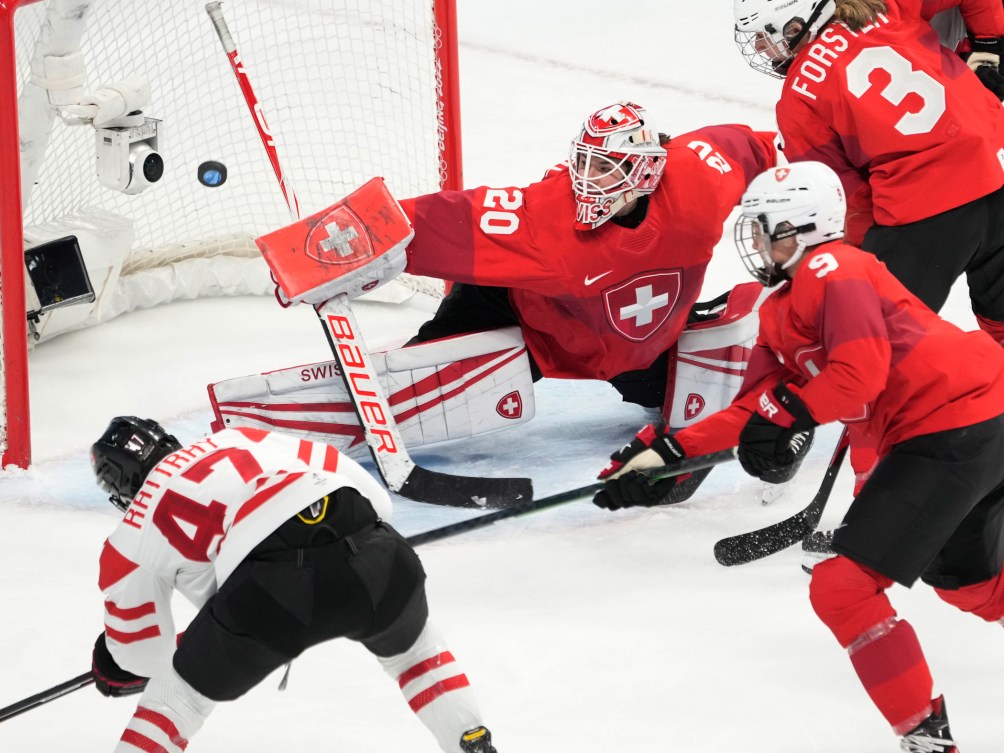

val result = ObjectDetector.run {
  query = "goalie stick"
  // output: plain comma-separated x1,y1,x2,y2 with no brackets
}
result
713,428,849,567
206,2,531,509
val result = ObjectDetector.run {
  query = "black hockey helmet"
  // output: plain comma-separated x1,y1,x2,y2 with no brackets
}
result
90,416,182,512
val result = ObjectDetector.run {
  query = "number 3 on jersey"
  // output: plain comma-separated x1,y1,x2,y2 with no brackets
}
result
845,46,945,136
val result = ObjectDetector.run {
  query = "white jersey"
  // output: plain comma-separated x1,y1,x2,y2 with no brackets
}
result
97,427,393,678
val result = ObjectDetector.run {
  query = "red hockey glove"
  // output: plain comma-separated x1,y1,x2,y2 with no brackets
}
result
738,383,817,482
92,632,148,698
964,38,1004,100
594,423,688,510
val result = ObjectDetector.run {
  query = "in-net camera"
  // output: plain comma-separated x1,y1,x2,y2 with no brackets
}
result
95,113,164,195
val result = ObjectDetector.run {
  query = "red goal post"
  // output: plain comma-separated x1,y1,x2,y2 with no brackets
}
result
0,0,462,469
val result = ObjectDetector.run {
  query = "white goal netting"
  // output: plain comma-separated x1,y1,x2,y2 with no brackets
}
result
17,0,453,296
1,0,456,464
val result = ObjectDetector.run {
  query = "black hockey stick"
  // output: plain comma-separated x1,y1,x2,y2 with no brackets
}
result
1,452,732,722
0,672,94,724
407,448,738,546
207,3,531,510
713,428,849,567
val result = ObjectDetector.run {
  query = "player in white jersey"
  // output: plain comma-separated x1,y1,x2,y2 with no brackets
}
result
88,417,498,753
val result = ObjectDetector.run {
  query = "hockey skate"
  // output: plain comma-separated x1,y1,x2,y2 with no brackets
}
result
801,528,836,574
900,696,957,753
460,725,497,753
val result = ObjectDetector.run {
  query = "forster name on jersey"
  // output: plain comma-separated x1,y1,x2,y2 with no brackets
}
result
790,16,891,101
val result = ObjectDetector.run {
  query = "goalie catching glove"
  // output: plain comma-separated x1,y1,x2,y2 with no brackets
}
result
593,422,689,510
256,177,412,306
738,383,816,482
92,632,148,697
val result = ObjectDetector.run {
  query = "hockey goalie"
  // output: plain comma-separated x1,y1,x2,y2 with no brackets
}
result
208,165,772,490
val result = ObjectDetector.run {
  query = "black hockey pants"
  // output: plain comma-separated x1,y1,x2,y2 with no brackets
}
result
173,489,428,701
862,183,1004,323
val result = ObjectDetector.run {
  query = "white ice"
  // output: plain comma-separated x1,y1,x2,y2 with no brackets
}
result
1,2,1001,751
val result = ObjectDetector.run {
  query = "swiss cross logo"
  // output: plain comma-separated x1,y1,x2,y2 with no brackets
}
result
496,391,523,419
773,168,790,182
304,205,373,266
585,102,643,136
685,393,705,420
603,271,682,341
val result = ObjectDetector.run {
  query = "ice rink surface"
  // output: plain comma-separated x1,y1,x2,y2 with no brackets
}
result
2,2,1001,751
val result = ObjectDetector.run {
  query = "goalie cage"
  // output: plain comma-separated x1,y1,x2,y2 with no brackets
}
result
0,0,461,468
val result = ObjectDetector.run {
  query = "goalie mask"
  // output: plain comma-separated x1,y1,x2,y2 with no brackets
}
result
734,0,836,77
734,161,845,286
569,101,666,231
90,416,182,511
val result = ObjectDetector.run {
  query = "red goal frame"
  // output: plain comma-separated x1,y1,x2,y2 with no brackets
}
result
0,0,463,468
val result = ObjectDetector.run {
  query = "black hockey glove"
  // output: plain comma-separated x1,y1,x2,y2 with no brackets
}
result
738,383,817,482
594,423,688,510
964,38,1004,100
974,62,1004,100
92,632,148,698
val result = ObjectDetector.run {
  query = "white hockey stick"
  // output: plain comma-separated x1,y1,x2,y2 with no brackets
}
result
206,2,531,508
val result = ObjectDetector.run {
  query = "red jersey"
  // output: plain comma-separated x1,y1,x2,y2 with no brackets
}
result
676,243,1004,458
97,427,391,678
399,126,777,380
777,0,1004,244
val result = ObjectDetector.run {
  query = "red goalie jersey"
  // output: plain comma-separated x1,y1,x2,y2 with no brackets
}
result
399,125,777,380
97,428,392,678
777,0,1004,244
675,243,1004,458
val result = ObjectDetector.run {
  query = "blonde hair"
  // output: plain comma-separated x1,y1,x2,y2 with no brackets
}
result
834,0,887,31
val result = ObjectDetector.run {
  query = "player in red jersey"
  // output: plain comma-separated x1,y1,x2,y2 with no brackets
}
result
88,418,497,753
401,101,778,413
733,0,1004,336
733,0,1004,491
596,161,1004,752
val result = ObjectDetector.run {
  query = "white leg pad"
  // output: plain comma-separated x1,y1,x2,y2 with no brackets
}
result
377,620,484,753
209,326,535,458
114,665,216,753
664,282,770,429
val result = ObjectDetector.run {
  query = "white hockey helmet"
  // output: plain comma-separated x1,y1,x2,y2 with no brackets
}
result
734,0,836,77
569,101,666,231
734,160,846,285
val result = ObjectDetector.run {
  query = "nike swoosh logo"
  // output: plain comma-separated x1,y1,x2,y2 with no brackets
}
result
584,271,613,286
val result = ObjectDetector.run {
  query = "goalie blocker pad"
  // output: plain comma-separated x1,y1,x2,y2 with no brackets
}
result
208,326,535,458
663,281,770,430
257,177,413,305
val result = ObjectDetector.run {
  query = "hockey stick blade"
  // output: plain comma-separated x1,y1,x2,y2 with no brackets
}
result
713,432,849,567
398,464,533,510
408,448,737,546
315,296,533,509
0,671,94,723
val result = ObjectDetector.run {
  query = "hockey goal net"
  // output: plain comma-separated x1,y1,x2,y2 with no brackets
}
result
0,0,460,468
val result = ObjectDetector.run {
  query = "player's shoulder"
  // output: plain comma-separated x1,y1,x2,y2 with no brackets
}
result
796,242,878,290
666,124,753,157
